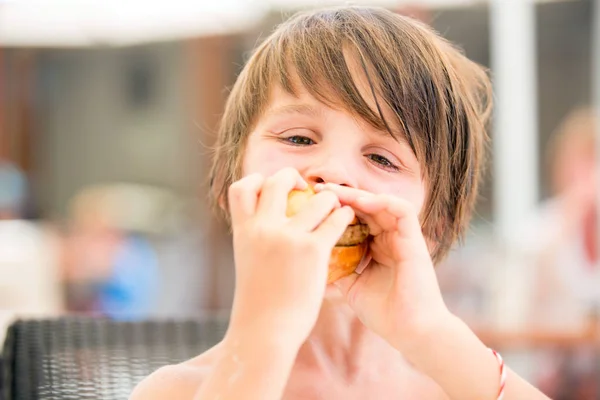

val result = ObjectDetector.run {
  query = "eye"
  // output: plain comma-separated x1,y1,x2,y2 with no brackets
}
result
366,153,400,172
283,135,315,146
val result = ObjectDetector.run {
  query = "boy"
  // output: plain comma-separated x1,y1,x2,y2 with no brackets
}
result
131,6,549,399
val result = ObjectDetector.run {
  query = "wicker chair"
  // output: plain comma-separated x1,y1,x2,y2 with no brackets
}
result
1,316,228,400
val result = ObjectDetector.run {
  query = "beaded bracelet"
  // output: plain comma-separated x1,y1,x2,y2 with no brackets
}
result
489,348,506,400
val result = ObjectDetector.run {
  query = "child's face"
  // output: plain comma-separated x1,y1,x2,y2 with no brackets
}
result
242,81,427,213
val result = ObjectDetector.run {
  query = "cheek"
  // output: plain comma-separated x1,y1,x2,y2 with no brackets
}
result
242,140,305,178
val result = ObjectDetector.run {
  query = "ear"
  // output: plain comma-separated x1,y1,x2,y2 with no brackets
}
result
209,170,228,213
217,192,227,213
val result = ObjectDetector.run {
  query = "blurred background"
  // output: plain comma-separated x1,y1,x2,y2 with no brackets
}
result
0,0,598,398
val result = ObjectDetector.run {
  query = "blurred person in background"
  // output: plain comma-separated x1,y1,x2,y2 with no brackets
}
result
520,107,598,330
0,158,63,342
516,107,599,399
0,159,27,220
61,185,160,321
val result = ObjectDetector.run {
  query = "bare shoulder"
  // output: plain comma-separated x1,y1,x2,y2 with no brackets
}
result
129,343,223,400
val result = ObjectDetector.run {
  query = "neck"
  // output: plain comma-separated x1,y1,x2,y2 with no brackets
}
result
310,288,365,347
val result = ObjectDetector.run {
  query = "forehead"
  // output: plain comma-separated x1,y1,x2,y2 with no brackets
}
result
263,85,323,117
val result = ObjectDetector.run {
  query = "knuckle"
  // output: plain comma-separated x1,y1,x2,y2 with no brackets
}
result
333,207,351,222
227,189,243,210
375,193,392,203
318,190,339,205
228,174,261,197
243,225,276,249
281,231,311,256
252,220,275,239
280,166,300,178
381,194,414,214
397,198,417,216
240,216,328,254
262,175,280,191
312,192,339,212
228,181,244,198
271,167,297,183
295,236,320,255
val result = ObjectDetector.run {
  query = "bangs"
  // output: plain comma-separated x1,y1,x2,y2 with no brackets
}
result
248,7,453,159
259,15,406,141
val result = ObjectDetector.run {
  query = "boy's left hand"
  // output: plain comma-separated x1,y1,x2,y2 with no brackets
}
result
316,183,452,353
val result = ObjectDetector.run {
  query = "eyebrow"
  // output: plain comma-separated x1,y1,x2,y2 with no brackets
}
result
263,103,323,119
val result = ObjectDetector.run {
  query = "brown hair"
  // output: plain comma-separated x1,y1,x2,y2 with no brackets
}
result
210,6,492,263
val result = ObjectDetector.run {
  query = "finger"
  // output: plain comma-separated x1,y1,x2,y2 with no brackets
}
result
287,191,341,232
355,195,421,234
316,185,391,229
315,183,374,205
369,236,397,266
313,206,356,247
256,168,307,218
319,185,421,238
228,173,265,226
382,198,421,236
315,183,379,225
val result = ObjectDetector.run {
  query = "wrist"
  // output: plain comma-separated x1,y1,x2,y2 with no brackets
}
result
394,309,459,364
229,300,315,349
395,313,506,400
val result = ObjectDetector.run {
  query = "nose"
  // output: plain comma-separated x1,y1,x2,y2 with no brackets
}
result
302,154,357,188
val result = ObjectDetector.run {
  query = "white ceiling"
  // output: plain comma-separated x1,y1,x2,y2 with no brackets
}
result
0,0,574,47
0,0,267,47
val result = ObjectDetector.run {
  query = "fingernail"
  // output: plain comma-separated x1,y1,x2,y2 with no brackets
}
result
314,183,324,192
294,177,308,189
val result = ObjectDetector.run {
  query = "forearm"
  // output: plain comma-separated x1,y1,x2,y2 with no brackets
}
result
399,314,550,400
193,332,299,400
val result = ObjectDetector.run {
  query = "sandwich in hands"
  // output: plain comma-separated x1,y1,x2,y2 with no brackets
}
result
286,186,369,283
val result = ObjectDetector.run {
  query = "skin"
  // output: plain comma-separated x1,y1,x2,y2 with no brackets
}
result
552,140,597,264
130,60,550,400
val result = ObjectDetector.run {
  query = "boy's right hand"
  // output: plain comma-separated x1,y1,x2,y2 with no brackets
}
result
225,168,355,349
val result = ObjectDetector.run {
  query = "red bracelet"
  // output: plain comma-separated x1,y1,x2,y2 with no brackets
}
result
489,348,506,400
